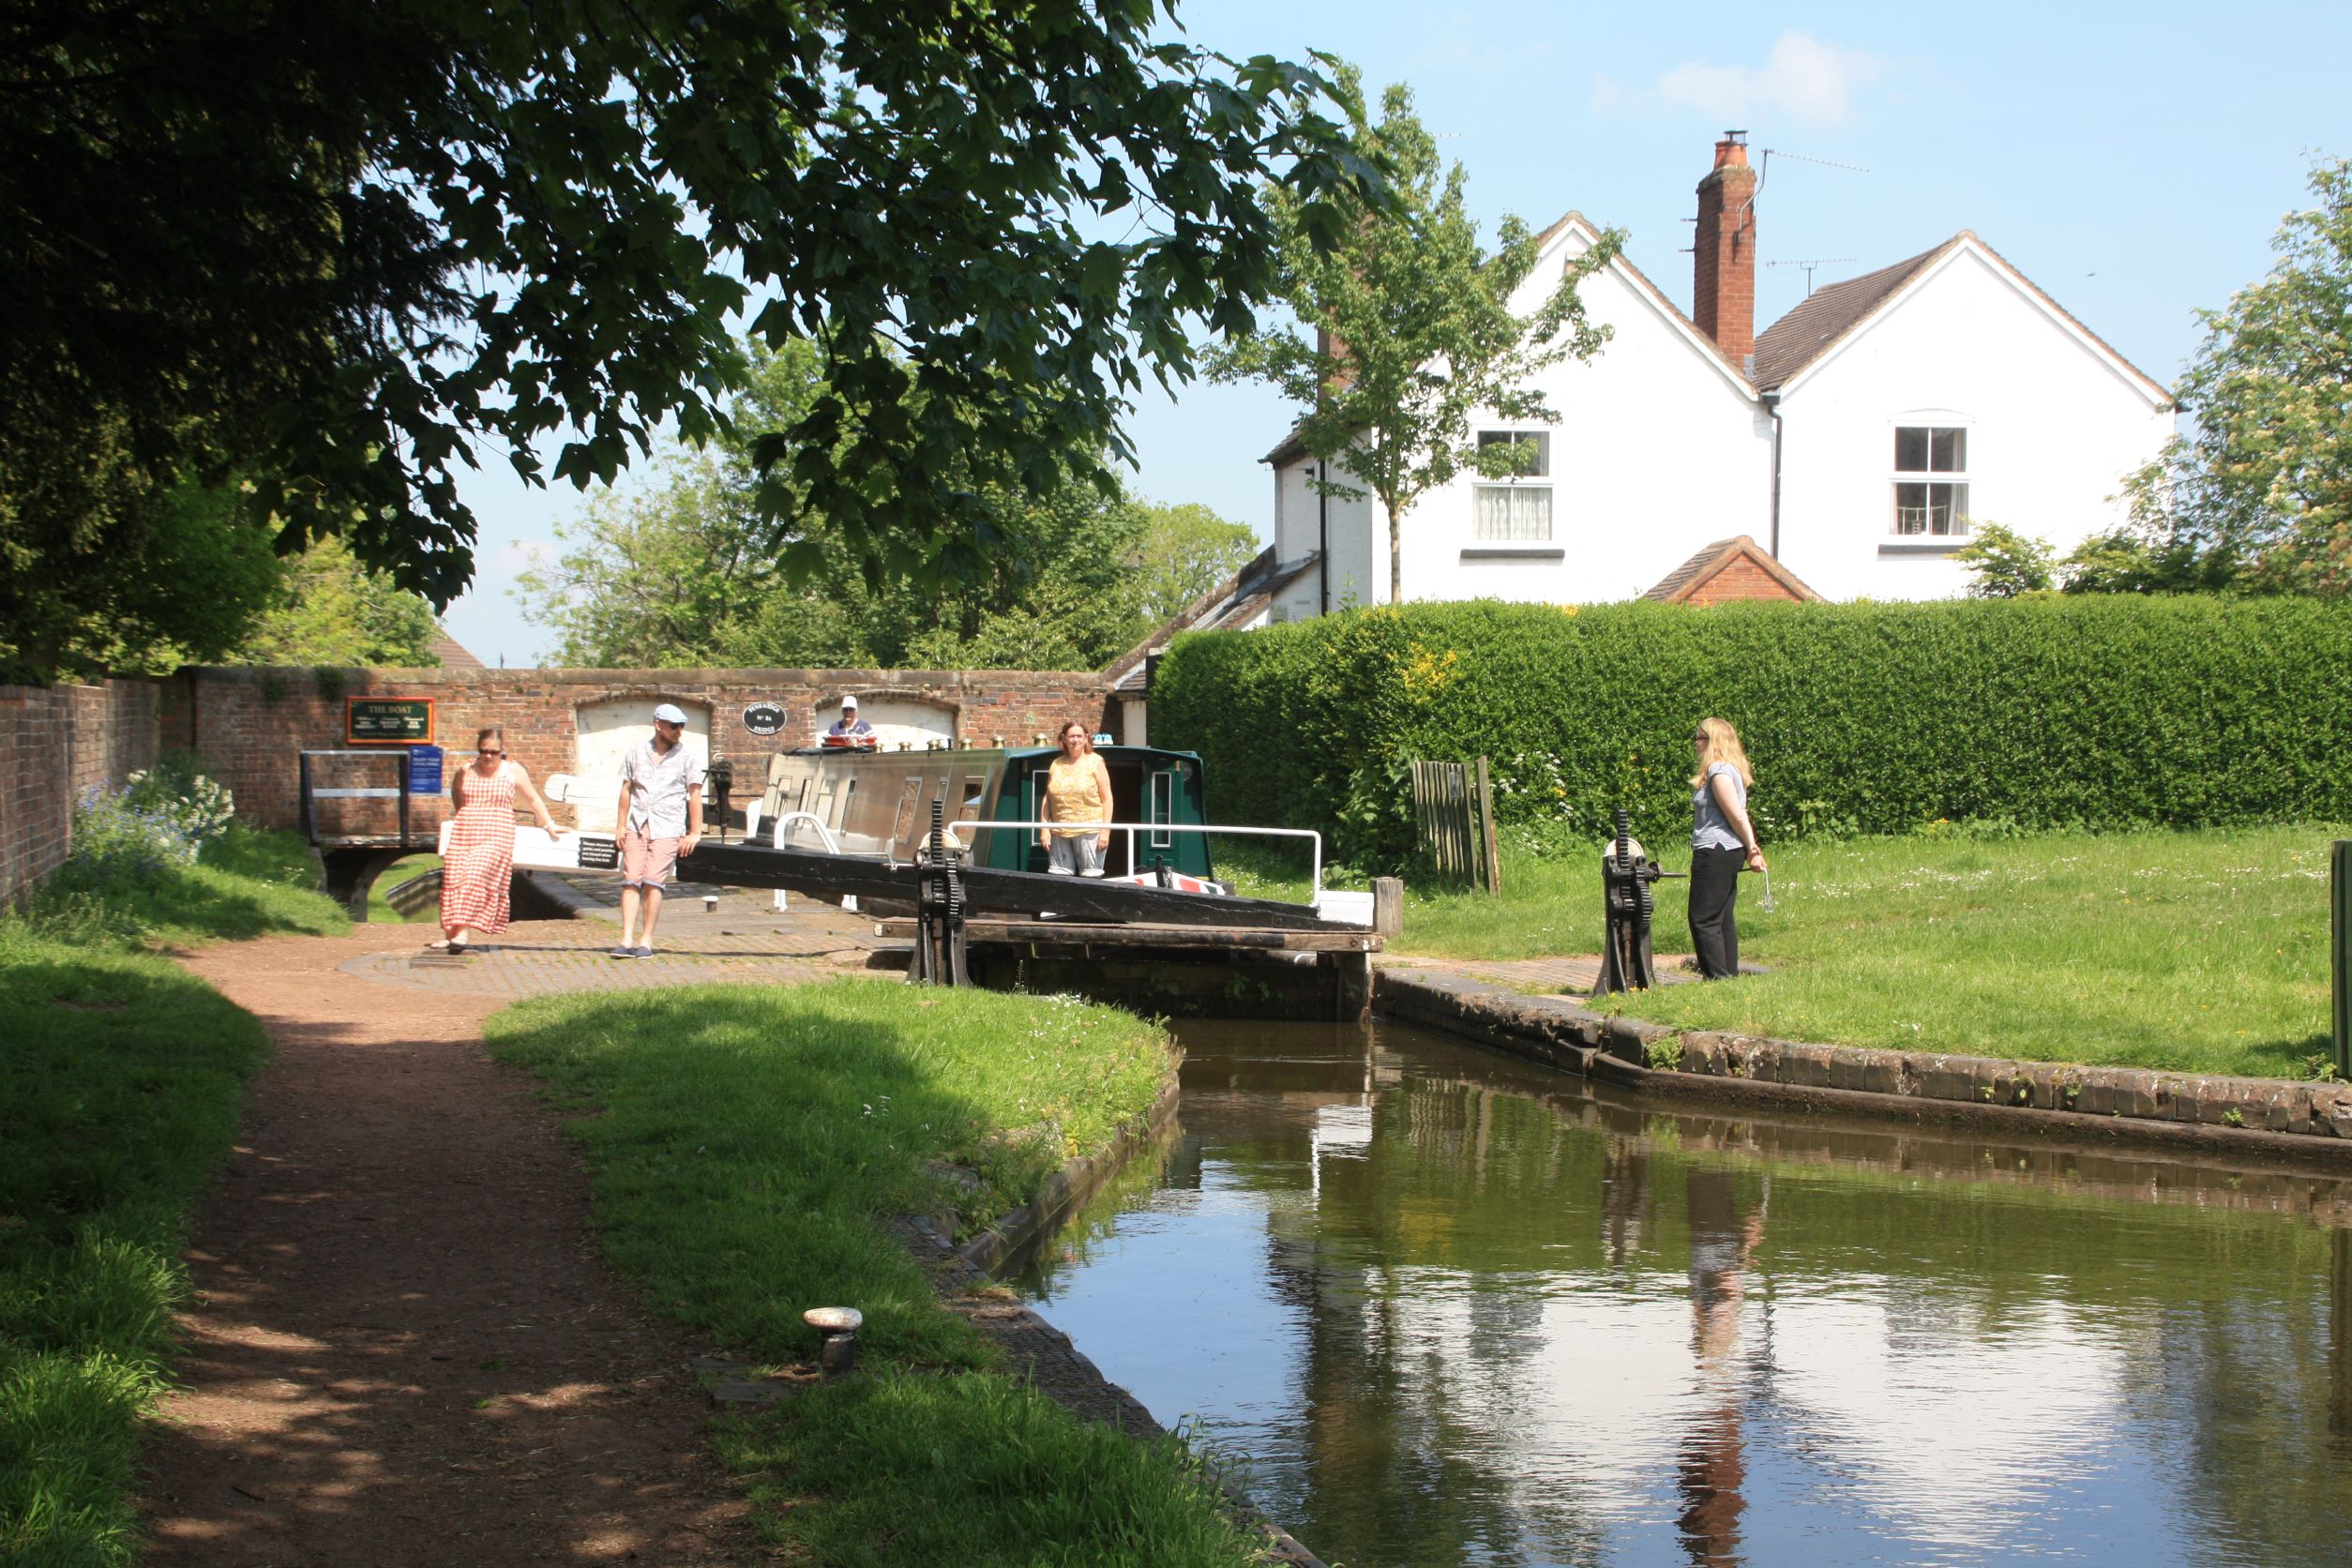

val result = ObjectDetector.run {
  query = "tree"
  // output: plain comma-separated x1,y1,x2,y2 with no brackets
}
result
2122,155,2352,595
1208,68,1620,603
4,1,1377,684
519,339,1260,671
2,479,289,680
232,537,442,667
1129,503,1262,624
1952,523,2055,597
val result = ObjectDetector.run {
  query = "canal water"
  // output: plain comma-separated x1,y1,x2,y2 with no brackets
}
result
1014,1019,2352,1567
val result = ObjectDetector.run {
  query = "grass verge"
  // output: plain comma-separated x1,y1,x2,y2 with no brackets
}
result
1394,824,2343,1079
482,981,1272,1565
3,826,344,1565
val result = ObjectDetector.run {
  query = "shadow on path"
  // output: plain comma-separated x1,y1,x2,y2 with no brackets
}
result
144,927,759,1565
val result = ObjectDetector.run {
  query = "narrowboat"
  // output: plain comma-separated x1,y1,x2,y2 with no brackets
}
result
747,742,1218,881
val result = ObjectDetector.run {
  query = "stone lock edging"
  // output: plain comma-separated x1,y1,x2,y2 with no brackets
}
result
1373,965,2352,1159
949,1070,1184,1276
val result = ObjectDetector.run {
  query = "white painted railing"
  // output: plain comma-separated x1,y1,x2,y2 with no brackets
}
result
942,820,1325,900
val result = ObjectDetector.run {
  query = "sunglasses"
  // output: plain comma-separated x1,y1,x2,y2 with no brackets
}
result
478,747,504,757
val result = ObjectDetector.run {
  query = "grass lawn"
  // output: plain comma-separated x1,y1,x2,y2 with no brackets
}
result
484,982,1273,1566
1393,824,2344,1080
361,852,442,924
3,826,345,1565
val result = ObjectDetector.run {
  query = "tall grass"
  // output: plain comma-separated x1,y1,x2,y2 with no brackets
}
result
2,826,344,1564
483,982,1271,1565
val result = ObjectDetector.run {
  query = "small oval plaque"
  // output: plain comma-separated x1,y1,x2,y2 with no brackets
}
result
742,701,786,736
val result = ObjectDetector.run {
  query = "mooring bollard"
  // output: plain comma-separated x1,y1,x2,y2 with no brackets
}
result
805,1305,863,1375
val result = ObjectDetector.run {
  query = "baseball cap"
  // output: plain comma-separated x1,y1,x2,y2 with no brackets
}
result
840,695,859,708
652,702,688,725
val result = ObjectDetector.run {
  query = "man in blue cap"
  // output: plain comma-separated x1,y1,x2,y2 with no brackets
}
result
611,702,704,957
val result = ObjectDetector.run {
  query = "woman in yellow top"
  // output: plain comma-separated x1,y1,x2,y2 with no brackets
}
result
1036,720,1114,877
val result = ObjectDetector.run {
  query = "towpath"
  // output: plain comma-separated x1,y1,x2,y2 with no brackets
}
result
143,889,884,1566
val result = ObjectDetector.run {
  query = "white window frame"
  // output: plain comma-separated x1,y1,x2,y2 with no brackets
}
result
1891,423,1972,537
1472,429,1554,542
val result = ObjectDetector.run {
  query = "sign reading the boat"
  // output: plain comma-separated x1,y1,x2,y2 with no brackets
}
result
742,701,786,737
346,697,434,746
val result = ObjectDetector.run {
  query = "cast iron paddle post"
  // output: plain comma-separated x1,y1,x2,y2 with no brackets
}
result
910,797,971,987
1591,807,1682,998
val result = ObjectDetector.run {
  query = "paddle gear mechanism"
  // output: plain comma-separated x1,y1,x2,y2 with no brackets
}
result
1591,807,1684,998
909,797,972,987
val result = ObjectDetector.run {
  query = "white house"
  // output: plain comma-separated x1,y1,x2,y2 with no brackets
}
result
1252,133,2175,617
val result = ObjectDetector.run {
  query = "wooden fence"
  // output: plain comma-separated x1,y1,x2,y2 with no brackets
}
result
1409,758,1501,895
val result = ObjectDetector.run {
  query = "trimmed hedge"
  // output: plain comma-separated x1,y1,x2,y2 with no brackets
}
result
1152,597,2352,867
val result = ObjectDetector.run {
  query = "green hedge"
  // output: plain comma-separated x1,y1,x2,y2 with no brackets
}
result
1152,597,2352,867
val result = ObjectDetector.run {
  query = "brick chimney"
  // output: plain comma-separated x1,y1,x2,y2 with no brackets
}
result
1693,131,1756,364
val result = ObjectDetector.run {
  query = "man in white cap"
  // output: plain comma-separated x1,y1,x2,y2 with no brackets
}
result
611,702,704,957
824,694,874,747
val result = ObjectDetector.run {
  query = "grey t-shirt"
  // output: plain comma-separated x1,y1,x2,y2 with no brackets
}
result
1693,761,1747,852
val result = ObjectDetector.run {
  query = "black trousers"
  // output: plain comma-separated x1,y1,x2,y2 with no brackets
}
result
1688,846,1745,979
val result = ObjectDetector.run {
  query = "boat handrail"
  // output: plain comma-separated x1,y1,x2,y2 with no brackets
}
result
766,810,843,855
941,820,1322,900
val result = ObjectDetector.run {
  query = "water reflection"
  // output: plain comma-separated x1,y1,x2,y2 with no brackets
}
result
1016,1019,2352,1568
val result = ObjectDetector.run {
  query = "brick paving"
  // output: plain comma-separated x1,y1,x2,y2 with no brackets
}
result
341,880,910,997
1377,950,1715,994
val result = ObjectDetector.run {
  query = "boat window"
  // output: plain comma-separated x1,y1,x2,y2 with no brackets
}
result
811,775,837,826
889,776,923,857
957,776,988,823
1150,769,1173,850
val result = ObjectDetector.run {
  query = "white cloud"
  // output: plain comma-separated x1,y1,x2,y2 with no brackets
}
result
1595,32,1885,127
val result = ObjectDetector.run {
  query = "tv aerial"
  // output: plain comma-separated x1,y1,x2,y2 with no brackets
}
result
1767,258,1857,295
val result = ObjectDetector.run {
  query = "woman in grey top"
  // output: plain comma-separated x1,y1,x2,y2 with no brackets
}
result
1688,717,1767,979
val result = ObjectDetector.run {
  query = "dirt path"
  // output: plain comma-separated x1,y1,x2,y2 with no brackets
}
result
143,922,768,1565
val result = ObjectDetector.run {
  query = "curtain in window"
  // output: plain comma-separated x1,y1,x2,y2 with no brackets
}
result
1475,486,1552,541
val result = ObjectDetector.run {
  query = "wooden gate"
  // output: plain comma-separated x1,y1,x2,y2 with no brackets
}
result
1409,758,1502,894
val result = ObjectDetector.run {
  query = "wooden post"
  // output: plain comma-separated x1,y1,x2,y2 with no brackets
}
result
2333,838,2351,1080
1474,756,1502,897
1371,876,1403,938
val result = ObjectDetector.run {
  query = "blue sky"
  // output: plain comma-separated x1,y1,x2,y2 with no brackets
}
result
443,0,2345,665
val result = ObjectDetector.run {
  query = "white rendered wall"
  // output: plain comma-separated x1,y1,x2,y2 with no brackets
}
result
1773,245,2172,601
1265,221,1772,611
1395,239,1772,605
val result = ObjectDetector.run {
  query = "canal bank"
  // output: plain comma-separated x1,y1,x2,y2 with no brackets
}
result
1374,961,2352,1163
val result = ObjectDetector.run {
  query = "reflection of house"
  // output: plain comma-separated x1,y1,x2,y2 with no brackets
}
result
1249,132,2171,614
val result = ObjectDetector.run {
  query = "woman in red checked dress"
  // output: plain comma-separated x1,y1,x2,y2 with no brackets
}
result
435,727,565,953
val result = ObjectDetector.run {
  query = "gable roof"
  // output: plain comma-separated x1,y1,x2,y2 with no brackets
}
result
1642,535,1823,604
1260,211,1758,471
1753,232,2170,403
1750,240,1957,390
1103,545,1321,691
428,624,487,669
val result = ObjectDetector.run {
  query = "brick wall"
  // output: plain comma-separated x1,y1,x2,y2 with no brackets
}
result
1685,557,1807,606
160,666,1115,837
1692,136,1757,363
0,679,164,902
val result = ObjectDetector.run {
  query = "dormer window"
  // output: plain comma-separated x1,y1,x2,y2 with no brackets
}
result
1892,426,1969,535
1474,430,1552,541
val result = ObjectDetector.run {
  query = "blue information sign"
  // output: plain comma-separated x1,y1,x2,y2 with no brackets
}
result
405,745,445,796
